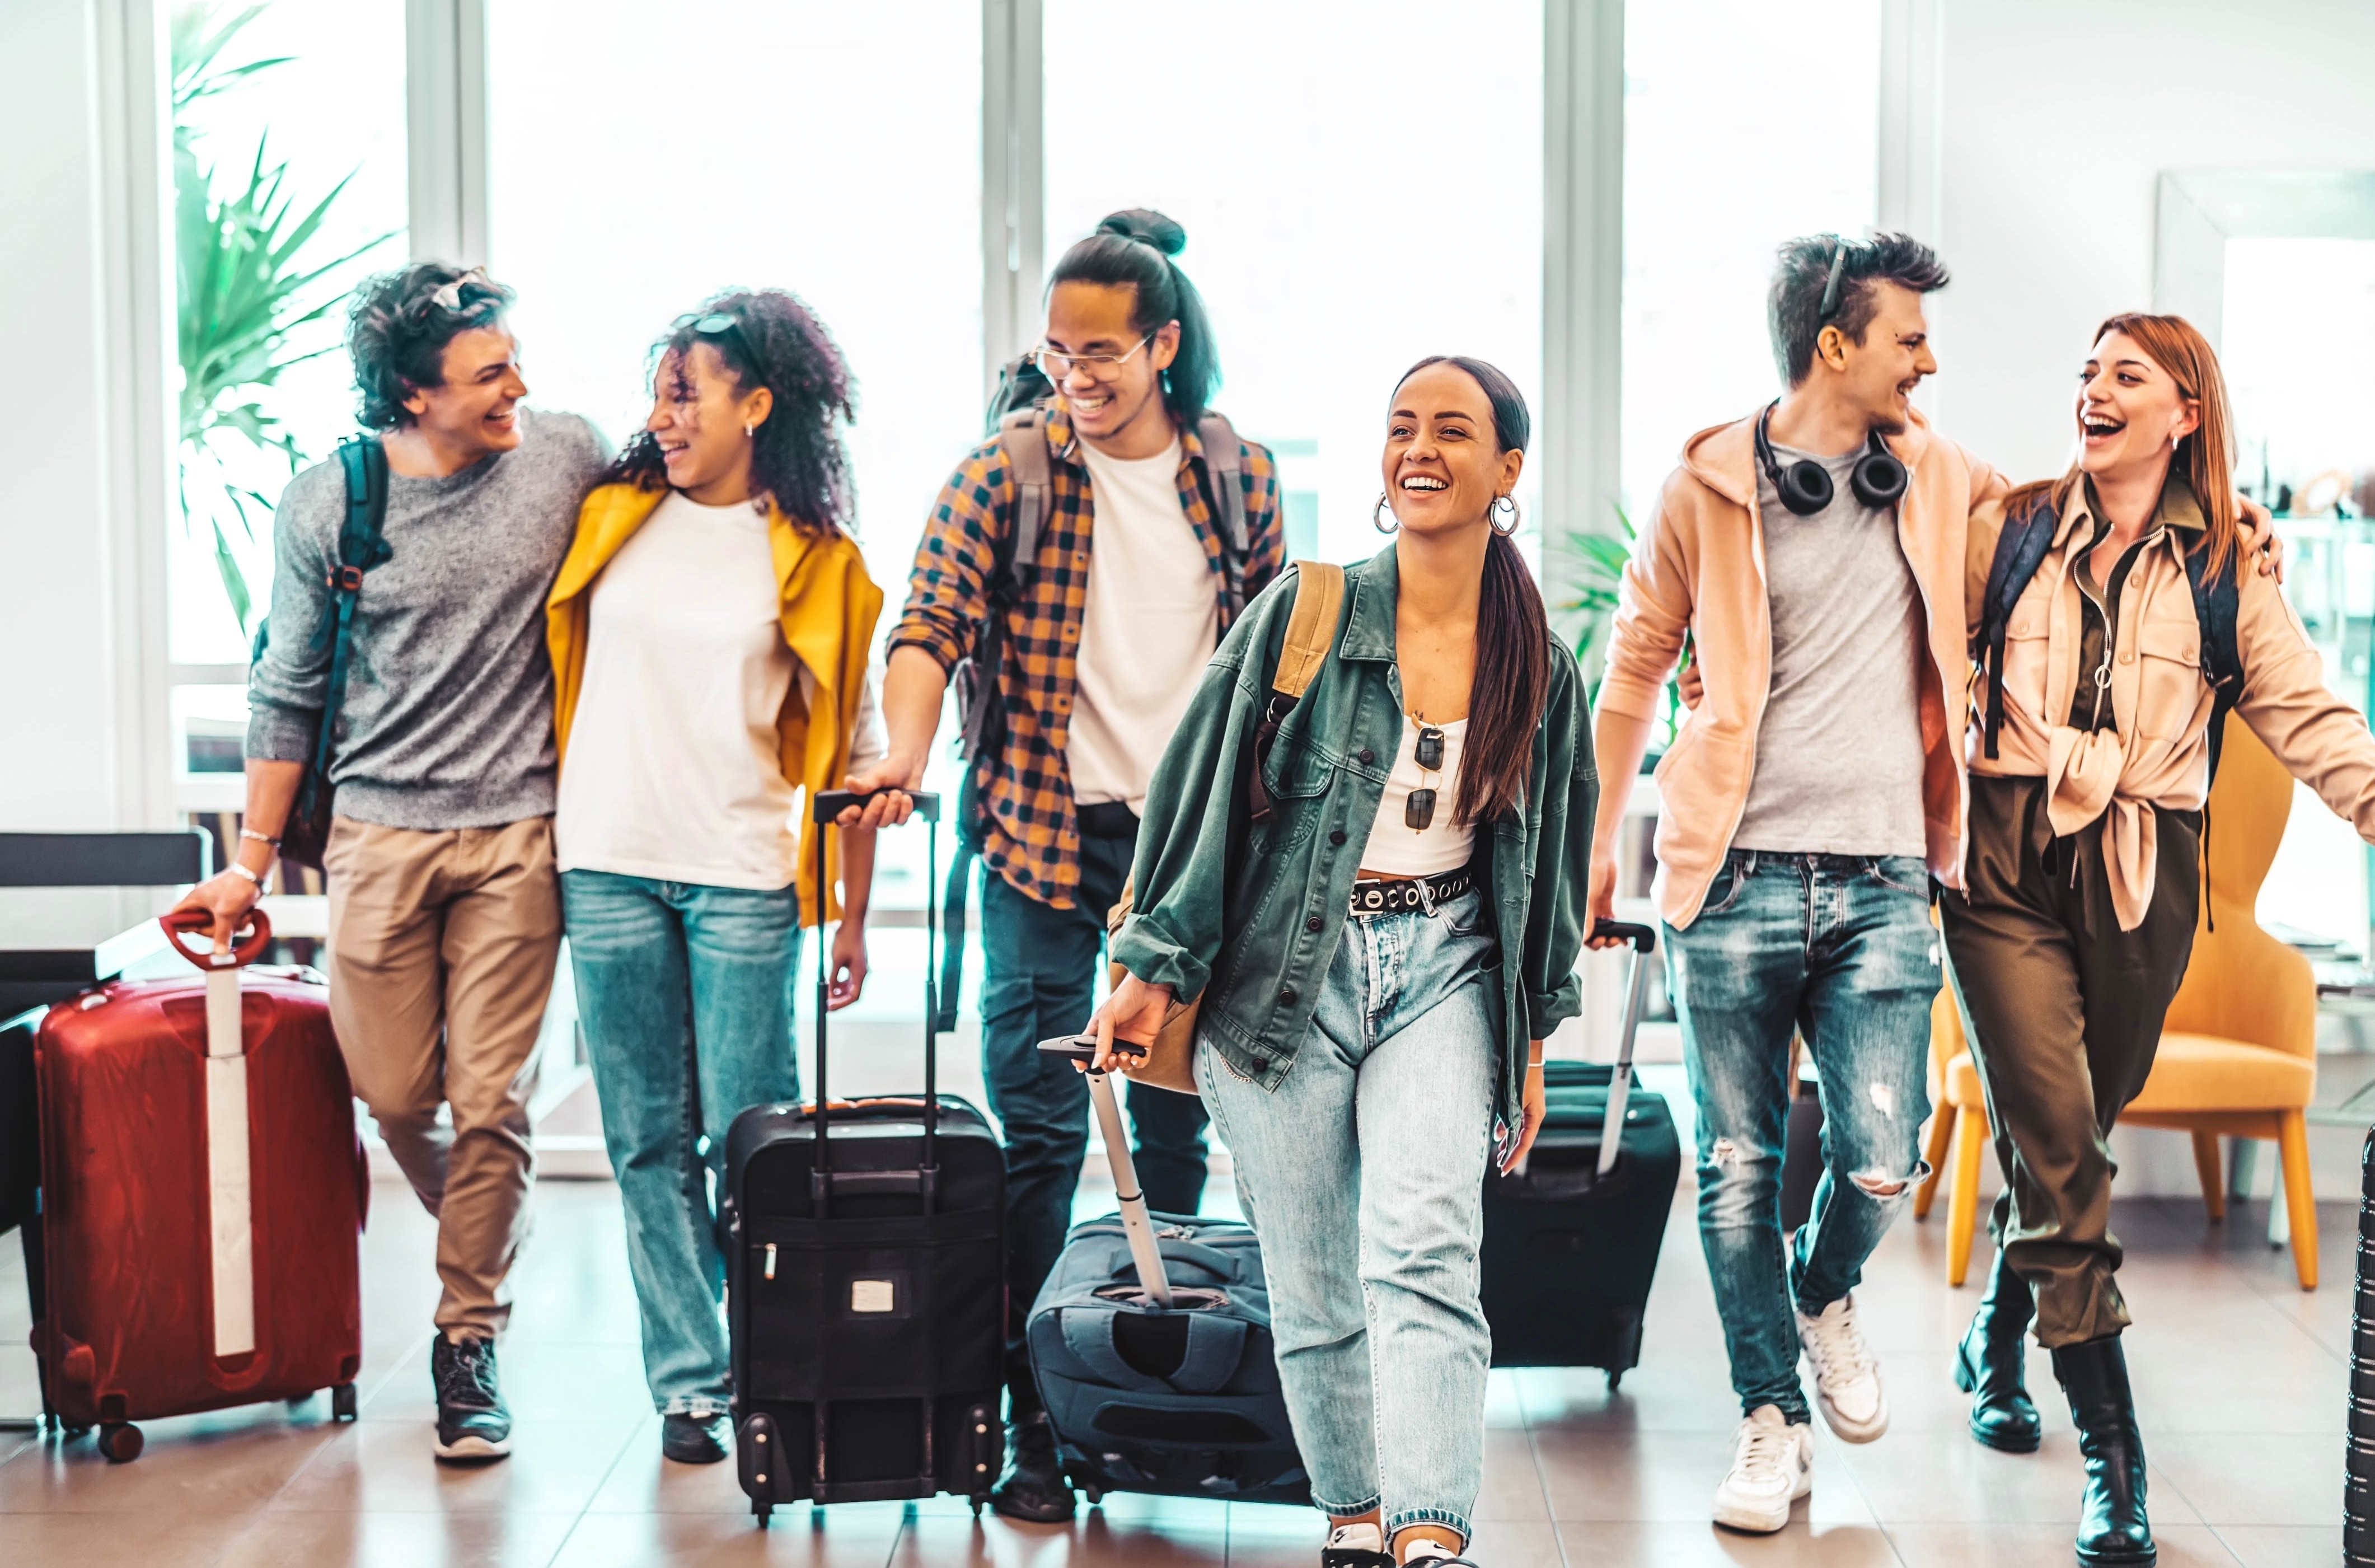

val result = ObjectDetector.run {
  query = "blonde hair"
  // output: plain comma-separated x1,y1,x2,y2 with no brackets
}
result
2004,311,2240,579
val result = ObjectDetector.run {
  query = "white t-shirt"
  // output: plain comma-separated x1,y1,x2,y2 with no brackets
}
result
1069,436,1221,810
1359,715,1475,876
554,490,883,891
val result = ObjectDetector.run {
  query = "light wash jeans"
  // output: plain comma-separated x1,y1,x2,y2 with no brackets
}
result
561,869,803,1417
1196,886,1500,1543
1664,850,1938,1423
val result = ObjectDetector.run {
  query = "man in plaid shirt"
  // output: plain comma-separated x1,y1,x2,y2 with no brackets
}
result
849,210,1282,1520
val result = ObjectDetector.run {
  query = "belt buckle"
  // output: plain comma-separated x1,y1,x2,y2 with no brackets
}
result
1414,877,1437,917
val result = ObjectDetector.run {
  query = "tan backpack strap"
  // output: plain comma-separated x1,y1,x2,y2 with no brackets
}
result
1272,560,1344,699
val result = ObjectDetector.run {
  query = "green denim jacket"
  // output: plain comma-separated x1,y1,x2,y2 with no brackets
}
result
1111,545,1600,1124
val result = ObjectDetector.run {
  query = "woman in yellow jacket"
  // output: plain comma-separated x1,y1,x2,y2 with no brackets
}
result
1943,313,2375,1567
546,291,884,1466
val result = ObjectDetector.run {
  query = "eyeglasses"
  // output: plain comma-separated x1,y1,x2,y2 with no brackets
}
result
1404,722,1446,831
430,266,503,315
1029,334,1155,381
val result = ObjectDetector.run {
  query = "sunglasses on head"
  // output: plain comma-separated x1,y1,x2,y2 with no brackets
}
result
429,266,503,315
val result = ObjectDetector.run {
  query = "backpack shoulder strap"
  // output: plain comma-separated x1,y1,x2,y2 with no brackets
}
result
2182,540,2245,785
996,406,1053,593
310,437,392,779
1194,411,1249,559
1272,560,1345,700
1979,498,2060,760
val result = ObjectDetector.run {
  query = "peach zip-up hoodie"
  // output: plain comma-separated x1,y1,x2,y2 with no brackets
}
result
1601,407,2007,927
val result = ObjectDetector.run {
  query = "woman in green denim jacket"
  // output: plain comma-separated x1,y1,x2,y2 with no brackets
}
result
1092,358,1598,1567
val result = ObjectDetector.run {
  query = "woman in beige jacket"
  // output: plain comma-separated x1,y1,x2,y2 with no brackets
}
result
1943,312,2375,1568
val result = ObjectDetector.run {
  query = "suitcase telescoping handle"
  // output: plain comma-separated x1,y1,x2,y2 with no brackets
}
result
807,789,940,1216
160,906,274,970
1083,1064,1174,1309
1592,919,1657,1178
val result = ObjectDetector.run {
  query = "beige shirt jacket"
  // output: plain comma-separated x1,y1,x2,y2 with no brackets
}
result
1965,480,2375,930
1603,407,2007,928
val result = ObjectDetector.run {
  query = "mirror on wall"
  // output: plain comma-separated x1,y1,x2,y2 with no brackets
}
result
2159,172,2375,964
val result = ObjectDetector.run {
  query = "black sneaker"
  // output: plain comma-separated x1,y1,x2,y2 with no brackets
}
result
988,1411,1075,1523
661,1412,731,1464
431,1333,512,1461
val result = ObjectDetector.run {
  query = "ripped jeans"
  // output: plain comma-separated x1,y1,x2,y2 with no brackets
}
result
1665,851,1938,1423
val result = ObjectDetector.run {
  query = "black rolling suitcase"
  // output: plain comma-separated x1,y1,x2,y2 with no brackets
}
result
1025,1050,1309,1506
723,789,1005,1523
1481,919,1681,1384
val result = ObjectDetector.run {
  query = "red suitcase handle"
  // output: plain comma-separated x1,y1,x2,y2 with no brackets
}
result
160,906,274,970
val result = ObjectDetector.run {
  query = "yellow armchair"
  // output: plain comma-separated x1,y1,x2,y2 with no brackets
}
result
1913,714,2322,1289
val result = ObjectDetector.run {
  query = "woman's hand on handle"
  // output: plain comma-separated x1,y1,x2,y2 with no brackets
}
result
1500,1049,1548,1174
1088,971,1174,1074
1584,849,1625,949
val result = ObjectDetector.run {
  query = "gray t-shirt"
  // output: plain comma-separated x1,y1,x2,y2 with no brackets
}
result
1730,440,1928,857
246,408,609,830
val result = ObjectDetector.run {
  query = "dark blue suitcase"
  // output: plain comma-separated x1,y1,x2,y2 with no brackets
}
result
1480,921,1680,1381
1025,1068,1308,1506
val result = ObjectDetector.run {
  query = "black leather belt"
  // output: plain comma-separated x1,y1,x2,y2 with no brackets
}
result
1348,866,1475,917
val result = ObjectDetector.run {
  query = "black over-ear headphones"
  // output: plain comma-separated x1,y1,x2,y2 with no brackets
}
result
1755,401,1909,516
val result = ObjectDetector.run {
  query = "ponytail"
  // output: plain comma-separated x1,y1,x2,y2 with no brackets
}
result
1395,354,1553,825
1047,208,1220,427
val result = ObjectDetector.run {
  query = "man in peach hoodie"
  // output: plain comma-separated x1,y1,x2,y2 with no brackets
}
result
1585,234,2005,1534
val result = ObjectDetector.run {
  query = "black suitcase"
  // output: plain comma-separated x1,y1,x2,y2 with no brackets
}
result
722,790,1005,1523
1026,1057,1308,1506
1480,920,1681,1383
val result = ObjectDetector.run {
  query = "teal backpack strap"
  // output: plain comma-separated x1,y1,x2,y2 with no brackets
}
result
310,439,392,785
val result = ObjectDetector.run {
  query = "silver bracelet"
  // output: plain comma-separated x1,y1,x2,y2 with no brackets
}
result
239,828,280,848
228,861,271,894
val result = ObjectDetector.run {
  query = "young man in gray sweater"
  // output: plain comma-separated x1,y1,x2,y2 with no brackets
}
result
176,264,606,1462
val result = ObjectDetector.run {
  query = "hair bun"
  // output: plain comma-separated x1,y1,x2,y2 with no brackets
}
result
1097,208,1186,258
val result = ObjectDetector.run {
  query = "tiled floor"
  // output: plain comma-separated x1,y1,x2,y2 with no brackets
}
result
0,1080,2357,1564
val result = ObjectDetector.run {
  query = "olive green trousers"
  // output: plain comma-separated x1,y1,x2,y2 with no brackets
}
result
1937,775,2199,1347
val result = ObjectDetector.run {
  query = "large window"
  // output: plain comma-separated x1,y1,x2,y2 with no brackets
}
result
1044,0,1544,568
167,0,410,809
1620,0,1881,518
486,0,982,583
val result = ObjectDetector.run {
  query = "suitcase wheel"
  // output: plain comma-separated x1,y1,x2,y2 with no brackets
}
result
332,1383,358,1421
285,1394,312,1411
752,1501,772,1528
1080,1482,1103,1506
98,1423,143,1463
1606,1370,1624,1392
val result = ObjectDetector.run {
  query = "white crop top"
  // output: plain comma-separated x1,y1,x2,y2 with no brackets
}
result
1359,715,1474,876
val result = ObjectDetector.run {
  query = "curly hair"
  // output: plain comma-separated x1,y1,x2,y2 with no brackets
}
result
346,262,516,430
601,288,858,537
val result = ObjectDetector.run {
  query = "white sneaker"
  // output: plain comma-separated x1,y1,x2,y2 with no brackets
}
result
1712,1404,1814,1534
1320,1522,1389,1566
1796,1293,1889,1442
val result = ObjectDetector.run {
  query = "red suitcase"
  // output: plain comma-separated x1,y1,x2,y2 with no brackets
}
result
31,909,367,1460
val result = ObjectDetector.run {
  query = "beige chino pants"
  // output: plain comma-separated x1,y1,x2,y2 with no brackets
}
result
324,815,561,1339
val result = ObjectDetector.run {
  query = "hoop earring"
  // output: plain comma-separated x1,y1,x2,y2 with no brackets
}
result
1490,494,1521,537
1373,493,1399,534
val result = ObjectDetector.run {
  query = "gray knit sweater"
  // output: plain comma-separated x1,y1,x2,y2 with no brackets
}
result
245,408,608,829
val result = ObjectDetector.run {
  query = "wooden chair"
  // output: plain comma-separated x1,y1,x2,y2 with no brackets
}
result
1914,714,2321,1289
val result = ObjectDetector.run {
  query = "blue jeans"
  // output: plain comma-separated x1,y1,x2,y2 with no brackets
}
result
979,823,1211,1415
561,870,803,1416
1665,851,1937,1423
1197,887,1500,1544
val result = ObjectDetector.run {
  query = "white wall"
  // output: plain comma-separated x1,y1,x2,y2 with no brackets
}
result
0,2,172,832
1927,0,2375,479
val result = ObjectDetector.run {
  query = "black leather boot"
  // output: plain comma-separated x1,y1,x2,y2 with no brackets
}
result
1953,1251,2041,1452
989,1411,1076,1523
2053,1336,2155,1567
